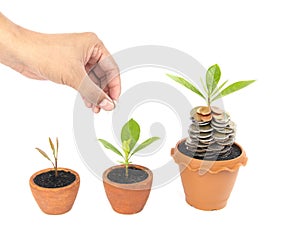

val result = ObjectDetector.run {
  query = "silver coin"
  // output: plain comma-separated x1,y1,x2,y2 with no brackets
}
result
207,143,225,151
213,112,230,124
198,136,214,143
188,124,201,133
211,106,224,115
214,132,230,141
199,124,214,132
217,137,235,146
194,141,211,148
220,146,231,154
213,127,234,134
186,137,198,145
188,131,199,138
215,136,235,144
186,137,196,143
198,131,213,139
211,120,229,129
229,121,236,131
191,118,211,126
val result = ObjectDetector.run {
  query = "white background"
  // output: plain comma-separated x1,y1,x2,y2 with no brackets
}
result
1,0,299,233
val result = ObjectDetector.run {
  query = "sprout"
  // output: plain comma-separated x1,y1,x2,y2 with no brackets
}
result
98,119,160,176
35,137,59,177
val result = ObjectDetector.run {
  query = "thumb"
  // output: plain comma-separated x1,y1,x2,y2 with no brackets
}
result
78,72,115,111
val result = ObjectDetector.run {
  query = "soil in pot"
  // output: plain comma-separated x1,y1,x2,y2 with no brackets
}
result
178,140,242,161
34,170,76,188
107,166,148,184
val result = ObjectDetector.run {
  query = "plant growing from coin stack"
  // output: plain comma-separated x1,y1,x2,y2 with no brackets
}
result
167,64,255,159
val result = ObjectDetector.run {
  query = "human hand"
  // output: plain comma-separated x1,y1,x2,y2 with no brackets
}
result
0,14,120,113
22,32,120,113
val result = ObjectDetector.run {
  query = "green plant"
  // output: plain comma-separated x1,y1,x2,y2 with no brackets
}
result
98,118,160,176
167,64,255,159
35,137,59,177
166,64,255,106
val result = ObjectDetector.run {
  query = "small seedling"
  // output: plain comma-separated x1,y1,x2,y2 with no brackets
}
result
35,137,59,177
98,118,160,176
167,64,255,106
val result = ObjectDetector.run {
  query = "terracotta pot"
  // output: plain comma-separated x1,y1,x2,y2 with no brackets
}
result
102,164,153,214
171,139,247,211
29,167,80,215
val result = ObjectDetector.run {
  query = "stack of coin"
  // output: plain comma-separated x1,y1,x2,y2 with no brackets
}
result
185,106,236,159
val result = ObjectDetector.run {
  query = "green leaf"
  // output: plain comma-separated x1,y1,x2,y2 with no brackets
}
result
48,137,55,157
122,139,131,155
212,80,255,102
98,139,123,157
206,64,221,94
200,77,208,94
166,74,206,99
35,147,52,162
211,80,228,97
131,137,160,156
121,119,140,152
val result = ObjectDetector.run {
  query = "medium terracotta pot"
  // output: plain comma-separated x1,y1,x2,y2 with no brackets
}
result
29,167,80,215
102,164,153,214
171,139,247,211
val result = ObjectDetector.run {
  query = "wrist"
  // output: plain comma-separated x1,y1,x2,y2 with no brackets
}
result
0,13,38,71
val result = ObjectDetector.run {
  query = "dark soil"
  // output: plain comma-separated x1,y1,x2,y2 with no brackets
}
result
34,170,76,188
107,167,148,184
178,140,242,161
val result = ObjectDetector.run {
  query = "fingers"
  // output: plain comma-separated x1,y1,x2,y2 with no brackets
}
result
83,98,101,113
83,97,101,113
96,45,121,101
78,74,115,111
83,98,92,108
80,35,121,112
107,76,121,101
93,106,101,113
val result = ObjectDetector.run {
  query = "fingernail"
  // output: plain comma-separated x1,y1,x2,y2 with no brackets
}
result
99,99,115,110
112,99,118,107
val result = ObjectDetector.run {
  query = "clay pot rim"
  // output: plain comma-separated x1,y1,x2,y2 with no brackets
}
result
171,138,248,174
102,164,153,190
29,167,80,191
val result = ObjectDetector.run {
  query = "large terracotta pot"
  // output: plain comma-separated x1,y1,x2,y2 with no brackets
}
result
102,164,153,214
29,167,80,215
171,139,247,211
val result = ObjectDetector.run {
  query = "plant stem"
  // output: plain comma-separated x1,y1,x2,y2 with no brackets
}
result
207,97,211,107
54,157,58,177
124,152,129,177
125,164,128,177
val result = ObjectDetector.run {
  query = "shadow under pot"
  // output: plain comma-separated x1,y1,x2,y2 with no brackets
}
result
29,167,80,215
102,164,153,214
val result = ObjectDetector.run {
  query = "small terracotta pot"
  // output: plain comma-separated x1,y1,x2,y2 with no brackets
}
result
171,139,247,211
102,164,153,214
29,167,80,215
